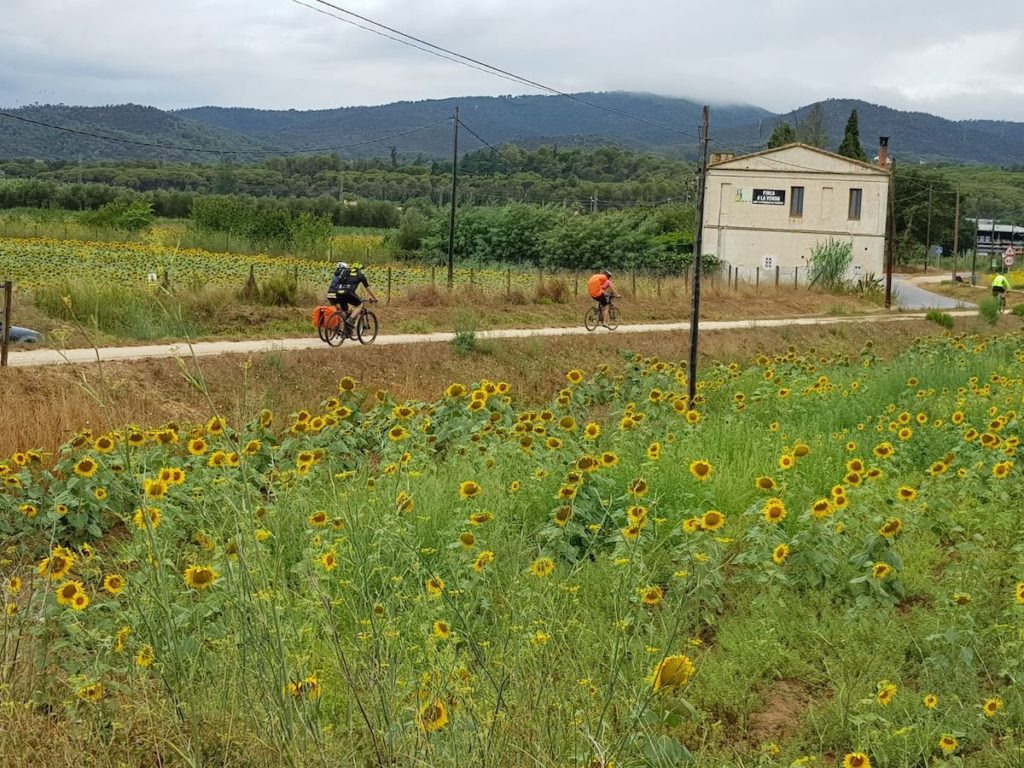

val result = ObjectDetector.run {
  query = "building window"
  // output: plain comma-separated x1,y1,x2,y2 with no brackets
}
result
848,188,863,220
790,186,804,217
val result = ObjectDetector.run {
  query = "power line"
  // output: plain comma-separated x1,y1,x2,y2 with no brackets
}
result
0,109,450,157
292,0,700,140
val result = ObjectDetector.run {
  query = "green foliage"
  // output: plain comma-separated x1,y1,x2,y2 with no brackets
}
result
79,199,155,232
767,122,797,148
978,296,1001,324
807,239,854,290
1011,303,1024,316
798,103,828,149
925,310,955,329
190,195,334,256
386,209,433,255
837,109,868,162
33,280,196,339
258,271,299,306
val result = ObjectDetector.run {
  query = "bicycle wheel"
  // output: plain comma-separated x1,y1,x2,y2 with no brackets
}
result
606,305,620,331
317,309,331,343
356,310,378,345
324,311,346,347
584,306,600,332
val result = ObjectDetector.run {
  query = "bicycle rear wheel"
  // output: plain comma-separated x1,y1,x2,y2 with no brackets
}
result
324,312,346,347
606,305,620,331
317,309,332,343
584,306,600,332
356,310,378,345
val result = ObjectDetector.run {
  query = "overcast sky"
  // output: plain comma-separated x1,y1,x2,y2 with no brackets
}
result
1,0,1022,121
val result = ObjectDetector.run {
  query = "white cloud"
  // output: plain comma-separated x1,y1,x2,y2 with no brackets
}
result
0,0,1022,120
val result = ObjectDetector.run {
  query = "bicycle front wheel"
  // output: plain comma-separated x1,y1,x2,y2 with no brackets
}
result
606,305,620,331
317,310,331,343
357,310,378,345
324,312,346,347
584,307,600,332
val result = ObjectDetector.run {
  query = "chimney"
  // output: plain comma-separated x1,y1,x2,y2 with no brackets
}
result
878,136,889,168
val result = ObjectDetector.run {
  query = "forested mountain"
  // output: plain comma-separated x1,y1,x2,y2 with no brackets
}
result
3,94,1024,165
0,104,272,161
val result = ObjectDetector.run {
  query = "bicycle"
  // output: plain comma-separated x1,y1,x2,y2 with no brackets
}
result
584,297,620,331
323,300,379,347
997,291,1007,314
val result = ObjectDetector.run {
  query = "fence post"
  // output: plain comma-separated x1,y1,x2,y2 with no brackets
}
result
775,265,780,288
506,268,511,298
794,266,799,288
727,264,732,287
756,266,760,293
1,281,12,368
470,268,475,288
631,268,637,296
386,267,392,304
574,270,579,298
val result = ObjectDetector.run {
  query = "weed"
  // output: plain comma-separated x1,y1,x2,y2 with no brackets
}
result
977,297,1001,325
925,310,954,329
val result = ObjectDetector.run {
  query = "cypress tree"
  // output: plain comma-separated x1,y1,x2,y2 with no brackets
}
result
838,109,868,162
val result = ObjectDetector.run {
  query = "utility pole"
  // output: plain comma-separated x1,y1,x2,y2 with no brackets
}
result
923,185,932,273
687,106,710,410
951,189,960,280
885,158,895,309
446,106,459,289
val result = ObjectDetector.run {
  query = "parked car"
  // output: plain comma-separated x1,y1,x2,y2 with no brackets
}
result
0,321,42,344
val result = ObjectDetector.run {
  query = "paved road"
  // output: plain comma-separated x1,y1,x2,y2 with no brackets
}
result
891,275,974,310
4,311,976,369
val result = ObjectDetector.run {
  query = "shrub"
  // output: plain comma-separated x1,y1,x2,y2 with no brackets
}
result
536,278,570,304
259,272,298,307
807,239,854,290
978,297,1001,325
925,310,954,329
1012,303,1024,317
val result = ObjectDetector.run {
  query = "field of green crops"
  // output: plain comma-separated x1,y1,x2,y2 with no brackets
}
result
2,331,1023,767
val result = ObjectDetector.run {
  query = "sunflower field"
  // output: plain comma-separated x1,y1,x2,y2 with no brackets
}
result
2,332,1023,767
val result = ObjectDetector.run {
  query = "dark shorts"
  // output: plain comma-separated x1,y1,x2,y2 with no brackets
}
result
330,290,362,310
593,293,611,307
993,286,1006,295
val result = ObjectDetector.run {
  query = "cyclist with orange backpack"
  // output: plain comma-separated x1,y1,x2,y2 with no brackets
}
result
587,270,619,327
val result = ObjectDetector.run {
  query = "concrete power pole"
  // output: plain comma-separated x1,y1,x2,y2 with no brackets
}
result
446,107,460,289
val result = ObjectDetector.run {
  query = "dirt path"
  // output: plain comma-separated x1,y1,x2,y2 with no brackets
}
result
5,311,975,368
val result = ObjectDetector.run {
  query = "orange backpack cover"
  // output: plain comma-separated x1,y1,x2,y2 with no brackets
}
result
587,274,607,299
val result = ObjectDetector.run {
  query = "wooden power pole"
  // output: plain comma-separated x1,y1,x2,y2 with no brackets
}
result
952,188,961,280
446,107,460,289
885,158,896,309
687,106,710,409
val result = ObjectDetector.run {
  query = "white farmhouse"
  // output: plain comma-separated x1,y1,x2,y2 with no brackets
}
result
701,141,891,281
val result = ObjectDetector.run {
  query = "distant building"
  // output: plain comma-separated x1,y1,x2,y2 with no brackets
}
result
970,219,1024,257
701,142,891,281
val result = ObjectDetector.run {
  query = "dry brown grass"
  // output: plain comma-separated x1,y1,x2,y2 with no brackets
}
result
0,316,987,457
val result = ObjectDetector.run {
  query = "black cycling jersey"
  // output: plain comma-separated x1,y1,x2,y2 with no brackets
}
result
340,271,369,291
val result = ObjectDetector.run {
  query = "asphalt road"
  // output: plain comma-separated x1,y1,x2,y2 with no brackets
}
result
4,310,976,369
891,275,975,310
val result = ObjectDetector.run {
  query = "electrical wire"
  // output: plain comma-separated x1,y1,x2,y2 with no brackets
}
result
0,109,451,156
292,0,701,140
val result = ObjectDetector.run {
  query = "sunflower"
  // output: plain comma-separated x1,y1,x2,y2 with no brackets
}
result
992,461,1012,478
792,443,810,458
425,576,445,598
187,437,209,456
136,645,155,668
132,506,161,531
583,422,601,440
388,426,410,442
646,442,662,461
873,442,895,459
876,680,897,706
55,580,84,606
982,697,1003,717
418,699,450,733
93,435,115,453
755,475,777,492
897,427,913,441
810,498,834,520
472,551,494,572
600,451,620,468
700,510,725,531
896,486,917,502
459,532,476,549
76,682,105,703
38,547,75,581
6,576,22,594
553,507,573,527
651,654,695,692
689,460,713,481
566,369,584,385
207,416,227,435
1016,582,1024,605
871,562,894,580
531,557,555,578
445,382,467,398
627,505,649,525
19,503,38,518
772,543,790,565
459,480,482,500
879,518,903,538
469,511,494,526
432,620,451,640
183,565,219,591
71,591,90,611
576,455,599,472
778,454,795,470
842,752,871,768
762,499,787,524
74,456,99,479
103,574,126,595
319,551,337,571
557,485,578,501
144,478,167,500
938,735,958,755
923,693,938,709
641,586,664,606
627,478,649,497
